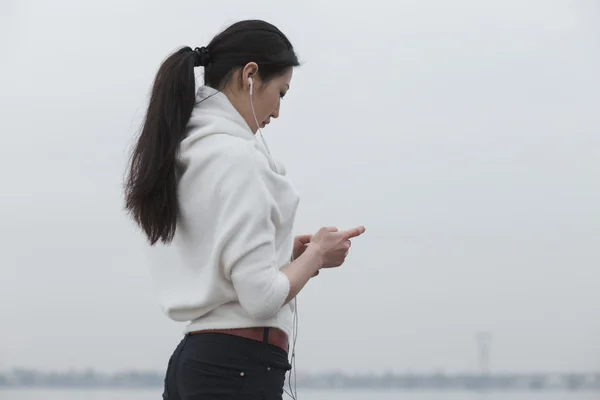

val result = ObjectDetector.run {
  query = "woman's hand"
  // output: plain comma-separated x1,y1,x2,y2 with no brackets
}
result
292,234,312,261
310,226,366,268
292,234,320,277
279,226,365,304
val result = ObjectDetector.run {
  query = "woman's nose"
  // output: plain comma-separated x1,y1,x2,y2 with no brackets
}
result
271,102,280,119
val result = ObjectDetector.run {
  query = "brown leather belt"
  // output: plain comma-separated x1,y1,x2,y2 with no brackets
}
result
190,327,289,353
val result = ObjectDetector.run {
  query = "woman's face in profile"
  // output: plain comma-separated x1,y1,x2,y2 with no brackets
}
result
252,68,293,130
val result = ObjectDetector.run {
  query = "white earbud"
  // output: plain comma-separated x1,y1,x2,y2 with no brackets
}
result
248,76,253,96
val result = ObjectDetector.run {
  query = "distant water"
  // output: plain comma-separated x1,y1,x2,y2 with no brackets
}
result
0,389,597,400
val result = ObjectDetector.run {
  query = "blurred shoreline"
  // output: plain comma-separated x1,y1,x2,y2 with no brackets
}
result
1,369,598,391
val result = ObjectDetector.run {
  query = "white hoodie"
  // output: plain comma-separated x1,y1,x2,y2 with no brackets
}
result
147,86,299,338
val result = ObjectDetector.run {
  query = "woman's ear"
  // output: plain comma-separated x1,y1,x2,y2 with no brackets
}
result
242,62,259,90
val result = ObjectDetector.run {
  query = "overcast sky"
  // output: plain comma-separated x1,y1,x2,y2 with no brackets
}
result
1,0,599,375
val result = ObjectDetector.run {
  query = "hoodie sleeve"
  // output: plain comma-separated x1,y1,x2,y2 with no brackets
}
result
215,144,291,320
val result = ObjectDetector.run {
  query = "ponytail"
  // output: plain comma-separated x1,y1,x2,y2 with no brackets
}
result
124,47,198,245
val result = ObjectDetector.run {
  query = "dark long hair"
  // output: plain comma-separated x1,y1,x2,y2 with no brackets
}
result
124,20,299,245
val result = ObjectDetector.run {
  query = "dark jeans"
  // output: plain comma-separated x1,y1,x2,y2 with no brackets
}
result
162,332,292,399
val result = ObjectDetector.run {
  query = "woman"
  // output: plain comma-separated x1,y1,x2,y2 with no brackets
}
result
124,19,365,399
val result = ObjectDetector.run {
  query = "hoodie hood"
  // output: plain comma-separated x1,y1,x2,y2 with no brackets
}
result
182,86,287,176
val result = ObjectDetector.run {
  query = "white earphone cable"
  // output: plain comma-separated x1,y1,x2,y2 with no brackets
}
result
249,80,299,399
248,78,272,156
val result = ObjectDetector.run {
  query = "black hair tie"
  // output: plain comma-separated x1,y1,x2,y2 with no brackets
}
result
193,46,210,67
